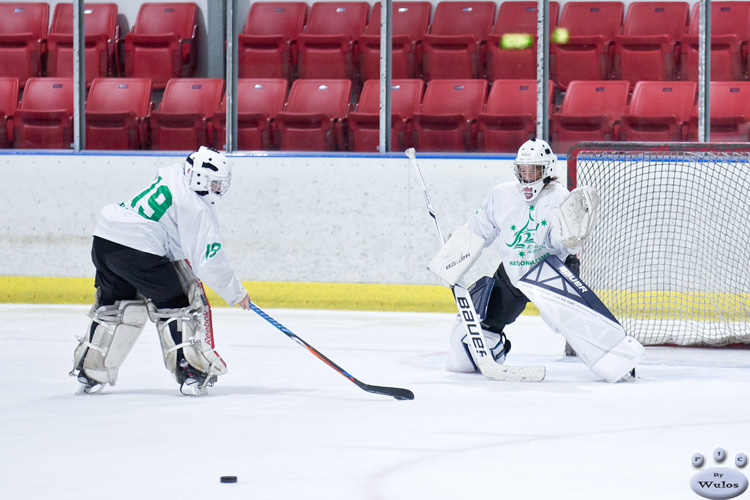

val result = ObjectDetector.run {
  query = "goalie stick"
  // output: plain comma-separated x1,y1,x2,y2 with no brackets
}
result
405,148,546,382
249,302,415,400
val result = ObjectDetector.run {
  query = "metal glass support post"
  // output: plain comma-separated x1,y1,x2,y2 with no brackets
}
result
225,0,237,152
536,0,549,141
697,0,711,142
73,0,85,151
378,0,393,153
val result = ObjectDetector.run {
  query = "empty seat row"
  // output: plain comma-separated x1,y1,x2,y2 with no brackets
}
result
552,79,750,151
0,2,197,88
3,76,745,152
238,0,750,89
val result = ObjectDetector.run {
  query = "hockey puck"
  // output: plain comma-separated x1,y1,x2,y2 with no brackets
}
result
220,476,237,483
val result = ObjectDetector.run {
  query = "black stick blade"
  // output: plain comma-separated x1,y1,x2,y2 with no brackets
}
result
359,382,414,401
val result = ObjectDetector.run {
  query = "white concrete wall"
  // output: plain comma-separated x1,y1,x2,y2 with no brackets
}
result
0,152,565,285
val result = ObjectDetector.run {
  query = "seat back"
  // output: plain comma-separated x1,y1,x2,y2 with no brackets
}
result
47,3,118,85
360,2,431,80
214,78,289,150
422,1,496,80
243,2,307,38
132,2,197,36
85,78,152,149
488,2,560,80
124,3,198,88
296,2,369,80
412,79,488,151
551,2,624,89
303,1,369,36
696,82,750,141
621,1,689,37
620,80,697,141
275,79,353,151
348,79,425,151
477,79,552,152
559,1,623,38
14,78,75,149
365,1,431,39
0,77,19,147
238,2,307,80
0,3,50,86
149,78,225,150
627,81,696,118
551,80,630,152
682,1,750,81
614,2,690,86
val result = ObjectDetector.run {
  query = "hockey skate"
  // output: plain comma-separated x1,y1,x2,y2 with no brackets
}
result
178,359,216,397
75,370,104,395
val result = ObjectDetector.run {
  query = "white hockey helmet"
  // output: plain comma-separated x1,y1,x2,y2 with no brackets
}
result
513,138,557,201
184,146,231,207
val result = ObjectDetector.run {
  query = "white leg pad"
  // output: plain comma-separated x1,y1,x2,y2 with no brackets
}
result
517,255,646,383
73,300,148,385
446,315,507,373
154,261,227,385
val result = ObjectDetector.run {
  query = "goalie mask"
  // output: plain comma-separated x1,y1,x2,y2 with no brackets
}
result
513,138,557,201
184,147,231,207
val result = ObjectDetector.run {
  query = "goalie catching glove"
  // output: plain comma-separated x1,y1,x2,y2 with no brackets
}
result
428,225,486,287
550,186,600,248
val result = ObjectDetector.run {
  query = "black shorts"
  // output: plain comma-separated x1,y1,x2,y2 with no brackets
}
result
91,236,189,309
481,263,530,334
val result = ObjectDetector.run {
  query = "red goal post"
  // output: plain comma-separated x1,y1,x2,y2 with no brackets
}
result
566,142,750,347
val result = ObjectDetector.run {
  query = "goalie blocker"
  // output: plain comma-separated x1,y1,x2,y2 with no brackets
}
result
516,255,646,382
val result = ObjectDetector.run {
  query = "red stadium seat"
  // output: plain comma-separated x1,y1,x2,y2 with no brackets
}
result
681,2,750,82
359,2,431,81
550,1,624,90
237,2,307,81
476,79,553,153
85,78,152,150
347,79,425,151
550,80,630,153
421,1,496,80
687,82,750,142
46,3,119,87
296,2,369,81
274,79,352,151
14,78,74,149
213,78,289,150
614,2,690,88
487,1,560,80
412,79,488,152
148,78,225,150
124,3,198,89
0,77,18,147
0,3,49,87
619,81,697,142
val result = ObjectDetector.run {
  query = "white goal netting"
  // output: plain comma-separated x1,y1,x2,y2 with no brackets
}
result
571,142,750,347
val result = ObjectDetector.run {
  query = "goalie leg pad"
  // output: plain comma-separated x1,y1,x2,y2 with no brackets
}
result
446,315,509,373
72,300,148,386
154,271,228,389
517,255,646,382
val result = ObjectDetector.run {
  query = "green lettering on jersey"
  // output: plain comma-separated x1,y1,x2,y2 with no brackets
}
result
130,176,173,222
205,243,221,259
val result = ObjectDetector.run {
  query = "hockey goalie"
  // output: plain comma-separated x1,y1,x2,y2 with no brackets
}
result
428,138,645,382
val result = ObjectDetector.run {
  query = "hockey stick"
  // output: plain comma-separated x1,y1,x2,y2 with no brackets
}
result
249,302,415,400
405,148,545,382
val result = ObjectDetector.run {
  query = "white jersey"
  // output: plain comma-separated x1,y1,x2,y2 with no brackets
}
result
93,163,246,306
466,180,576,286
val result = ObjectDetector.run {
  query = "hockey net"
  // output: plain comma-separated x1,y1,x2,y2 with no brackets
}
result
568,142,750,347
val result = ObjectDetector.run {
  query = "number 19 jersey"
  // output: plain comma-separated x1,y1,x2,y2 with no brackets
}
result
92,163,246,306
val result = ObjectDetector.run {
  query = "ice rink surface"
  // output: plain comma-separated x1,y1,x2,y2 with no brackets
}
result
2,304,750,499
